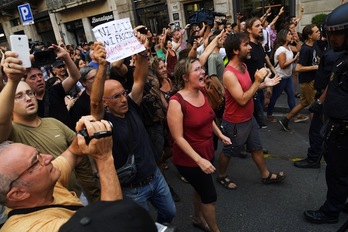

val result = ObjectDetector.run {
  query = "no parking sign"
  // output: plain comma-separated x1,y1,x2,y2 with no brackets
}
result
18,3,34,26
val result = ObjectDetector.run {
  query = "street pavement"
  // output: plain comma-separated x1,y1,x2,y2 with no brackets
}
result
157,93,348,232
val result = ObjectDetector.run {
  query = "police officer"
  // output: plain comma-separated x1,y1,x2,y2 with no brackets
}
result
304,3,348,224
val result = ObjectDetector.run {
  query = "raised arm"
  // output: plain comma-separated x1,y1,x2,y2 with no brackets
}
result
199,29,225,65
296,3,304,25
269,7,284,27
111,59,128,78
51,44,81,93
128,31,149,105
90,42,108,121
260,8,271,24
0,51,26,142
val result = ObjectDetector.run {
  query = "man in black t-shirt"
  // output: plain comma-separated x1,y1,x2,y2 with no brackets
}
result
245,17,276,129
279,24,320,132
91,42,176,224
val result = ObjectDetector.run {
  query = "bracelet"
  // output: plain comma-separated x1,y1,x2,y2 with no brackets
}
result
316,99,322,105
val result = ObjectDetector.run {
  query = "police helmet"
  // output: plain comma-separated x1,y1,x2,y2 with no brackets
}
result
325,3,348,32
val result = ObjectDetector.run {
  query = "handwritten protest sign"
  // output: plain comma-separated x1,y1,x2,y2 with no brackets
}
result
92,18,145,63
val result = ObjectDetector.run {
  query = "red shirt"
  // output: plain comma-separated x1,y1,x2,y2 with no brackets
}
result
171,92,215,167
223,64,254,123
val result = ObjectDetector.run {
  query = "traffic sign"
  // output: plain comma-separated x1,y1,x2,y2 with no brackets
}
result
18,3,34,26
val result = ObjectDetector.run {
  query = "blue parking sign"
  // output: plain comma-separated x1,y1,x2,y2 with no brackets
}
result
18,3,34,25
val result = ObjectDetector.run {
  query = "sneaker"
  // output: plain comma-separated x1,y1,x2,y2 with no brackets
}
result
279,118,290,132
267,115,277,123
294,115,309,123
259,124,268,129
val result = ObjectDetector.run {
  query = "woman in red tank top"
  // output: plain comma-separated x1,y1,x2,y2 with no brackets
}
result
167,58,231,232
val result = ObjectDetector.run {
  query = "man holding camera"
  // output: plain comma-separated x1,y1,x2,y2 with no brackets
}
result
0,50,100,203
0,116,119,232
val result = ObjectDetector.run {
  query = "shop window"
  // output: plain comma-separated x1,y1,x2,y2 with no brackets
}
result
184,0,214,26
236,0,290,30
11,18,21,27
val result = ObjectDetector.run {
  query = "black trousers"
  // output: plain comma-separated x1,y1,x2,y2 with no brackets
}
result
320,124,348,217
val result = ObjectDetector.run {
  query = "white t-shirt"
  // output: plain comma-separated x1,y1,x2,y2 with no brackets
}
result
274,45,294,78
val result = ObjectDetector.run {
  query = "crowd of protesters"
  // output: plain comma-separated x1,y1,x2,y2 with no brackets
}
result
1,1,348,231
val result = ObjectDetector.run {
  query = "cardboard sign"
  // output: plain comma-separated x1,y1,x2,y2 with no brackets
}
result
92,18,145,62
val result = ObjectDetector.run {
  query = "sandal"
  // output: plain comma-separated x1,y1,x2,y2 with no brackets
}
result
216,175,237,190
262,172,286,184
192,217,211,232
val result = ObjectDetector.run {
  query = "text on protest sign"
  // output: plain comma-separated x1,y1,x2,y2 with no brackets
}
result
92,18,145,63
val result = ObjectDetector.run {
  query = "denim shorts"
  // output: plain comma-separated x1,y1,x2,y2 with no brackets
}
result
221,117,263,157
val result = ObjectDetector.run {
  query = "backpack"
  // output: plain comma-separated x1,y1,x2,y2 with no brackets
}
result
204,76,225,111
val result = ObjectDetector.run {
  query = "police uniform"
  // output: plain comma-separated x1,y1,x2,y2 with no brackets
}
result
320,53,348,217
304,3,348,224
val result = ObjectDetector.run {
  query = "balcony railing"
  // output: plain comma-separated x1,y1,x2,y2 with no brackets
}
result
0,0,26,10
45,0,103,12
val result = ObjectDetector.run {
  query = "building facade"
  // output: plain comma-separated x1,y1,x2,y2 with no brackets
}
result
0,0,342,48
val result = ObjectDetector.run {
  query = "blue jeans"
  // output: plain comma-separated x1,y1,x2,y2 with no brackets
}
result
267,77,295,116
122,168,176,223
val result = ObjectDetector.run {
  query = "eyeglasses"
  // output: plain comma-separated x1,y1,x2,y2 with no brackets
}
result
14,90,37,101
8,151,45,191
103,89,128,100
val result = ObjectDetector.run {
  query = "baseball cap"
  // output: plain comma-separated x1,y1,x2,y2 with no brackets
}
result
52,59,65,68
59,199,157,232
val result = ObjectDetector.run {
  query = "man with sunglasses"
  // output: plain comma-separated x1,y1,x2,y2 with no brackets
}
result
90,39,176,224
0,50,100,203
0,116,120,232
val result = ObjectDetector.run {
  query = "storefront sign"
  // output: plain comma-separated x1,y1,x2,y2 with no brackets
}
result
92,18,145,63
89,12,114,28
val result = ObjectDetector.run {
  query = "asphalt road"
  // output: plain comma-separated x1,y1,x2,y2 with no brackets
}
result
157,94,348,232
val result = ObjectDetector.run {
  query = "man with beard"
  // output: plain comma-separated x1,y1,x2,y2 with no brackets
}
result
245,17,276,129
216,32,285,189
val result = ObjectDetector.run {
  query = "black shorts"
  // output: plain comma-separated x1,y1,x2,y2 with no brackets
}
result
176,165,217,204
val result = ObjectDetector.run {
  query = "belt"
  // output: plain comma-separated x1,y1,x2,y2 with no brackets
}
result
122,174,155,188
330,119,348,129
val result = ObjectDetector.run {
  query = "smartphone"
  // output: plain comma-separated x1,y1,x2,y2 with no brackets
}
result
137,27,149,35
34,50,56,67
10,35,31,68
